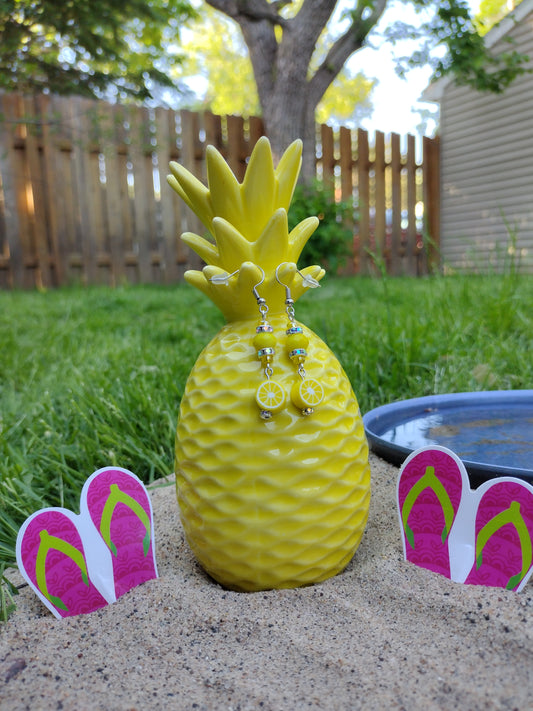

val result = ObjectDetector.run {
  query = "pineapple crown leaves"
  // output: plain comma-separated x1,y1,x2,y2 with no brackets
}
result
168,136,303,243
167,136,325,321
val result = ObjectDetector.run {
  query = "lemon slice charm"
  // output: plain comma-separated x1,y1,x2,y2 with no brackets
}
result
291,378,324,415
256,379,286,419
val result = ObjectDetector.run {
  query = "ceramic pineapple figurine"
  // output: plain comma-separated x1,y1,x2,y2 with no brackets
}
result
167,137,370,591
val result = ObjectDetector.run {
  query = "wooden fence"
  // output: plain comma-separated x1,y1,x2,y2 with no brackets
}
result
0,93,440,289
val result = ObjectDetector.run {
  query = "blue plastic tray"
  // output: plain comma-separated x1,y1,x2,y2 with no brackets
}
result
363,390,533,487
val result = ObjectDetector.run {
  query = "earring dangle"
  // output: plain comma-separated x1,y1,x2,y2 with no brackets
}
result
252,270,286,420
276,265,324,416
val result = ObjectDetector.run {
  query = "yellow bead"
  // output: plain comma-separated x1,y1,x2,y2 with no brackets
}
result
254,331,276,350
287,332,309,351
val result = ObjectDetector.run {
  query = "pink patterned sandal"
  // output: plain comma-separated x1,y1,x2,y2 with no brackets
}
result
82,467,158,599
16,509,111,619
464,479,533,592
398,446,469,579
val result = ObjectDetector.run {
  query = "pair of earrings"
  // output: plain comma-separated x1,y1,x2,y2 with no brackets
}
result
253,265,324,421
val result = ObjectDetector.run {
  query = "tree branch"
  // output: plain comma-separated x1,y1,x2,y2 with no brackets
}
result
266,0,338,110
206,0,289,27
290,0,338,49
206,0,280,105
308,0,388,105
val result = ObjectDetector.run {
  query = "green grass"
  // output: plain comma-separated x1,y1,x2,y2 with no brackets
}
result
1,273,532,618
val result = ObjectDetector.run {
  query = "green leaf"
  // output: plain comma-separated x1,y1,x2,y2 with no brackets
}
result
0,0,197,100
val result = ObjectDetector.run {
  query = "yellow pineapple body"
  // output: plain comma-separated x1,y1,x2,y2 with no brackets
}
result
176,314,370,591
168,137,371,591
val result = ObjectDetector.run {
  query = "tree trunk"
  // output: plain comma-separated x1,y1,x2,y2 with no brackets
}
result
205,0,387,182
263,85,318,182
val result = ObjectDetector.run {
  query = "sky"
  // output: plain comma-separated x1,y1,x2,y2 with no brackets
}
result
345,0,482,137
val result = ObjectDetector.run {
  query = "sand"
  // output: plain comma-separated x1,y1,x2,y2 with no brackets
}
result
1,453,532,711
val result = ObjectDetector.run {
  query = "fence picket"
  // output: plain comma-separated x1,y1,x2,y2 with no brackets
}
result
226,115,247,181
155,107,179,284
129,105,154,283
390,133,402,276
339,127,353,202
248,116,264,149
406,134,418,276
339,127,354,275
52,94,79,283
424,135,440,273
0,94,24,287
35,94,62,285
179,110,204,272
374,130,386,270
99,103,122,285
204,111,224,154
0,93,439,288
320,124,335,186
356,127,370,275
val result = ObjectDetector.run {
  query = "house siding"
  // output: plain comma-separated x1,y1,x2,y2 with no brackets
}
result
439,11,533,272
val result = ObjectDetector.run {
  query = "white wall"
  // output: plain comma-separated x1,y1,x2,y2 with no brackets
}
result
438,10,533,272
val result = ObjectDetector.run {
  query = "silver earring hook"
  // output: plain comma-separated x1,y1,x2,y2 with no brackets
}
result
275,262,292,302
252,266,265,302
276,262,296,324
252,267,269,320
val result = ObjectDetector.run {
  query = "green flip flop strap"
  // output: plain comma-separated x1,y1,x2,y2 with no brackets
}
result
35,529,89,612
99,484,151,557
475,501,532,590
401,466,456,549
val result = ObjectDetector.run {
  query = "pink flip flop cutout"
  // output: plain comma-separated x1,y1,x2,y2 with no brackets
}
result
16,509,111,619
82,467,158,599
17,467,158,618
464,479,533,592
398,446,468,579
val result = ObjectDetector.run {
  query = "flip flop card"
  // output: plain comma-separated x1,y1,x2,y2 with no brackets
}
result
398,446,533,592
16,467,158,619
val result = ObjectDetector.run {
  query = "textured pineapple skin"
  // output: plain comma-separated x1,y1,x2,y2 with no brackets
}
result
175,314,371,591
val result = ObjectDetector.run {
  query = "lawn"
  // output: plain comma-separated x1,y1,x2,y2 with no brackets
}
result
1,272,532,617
